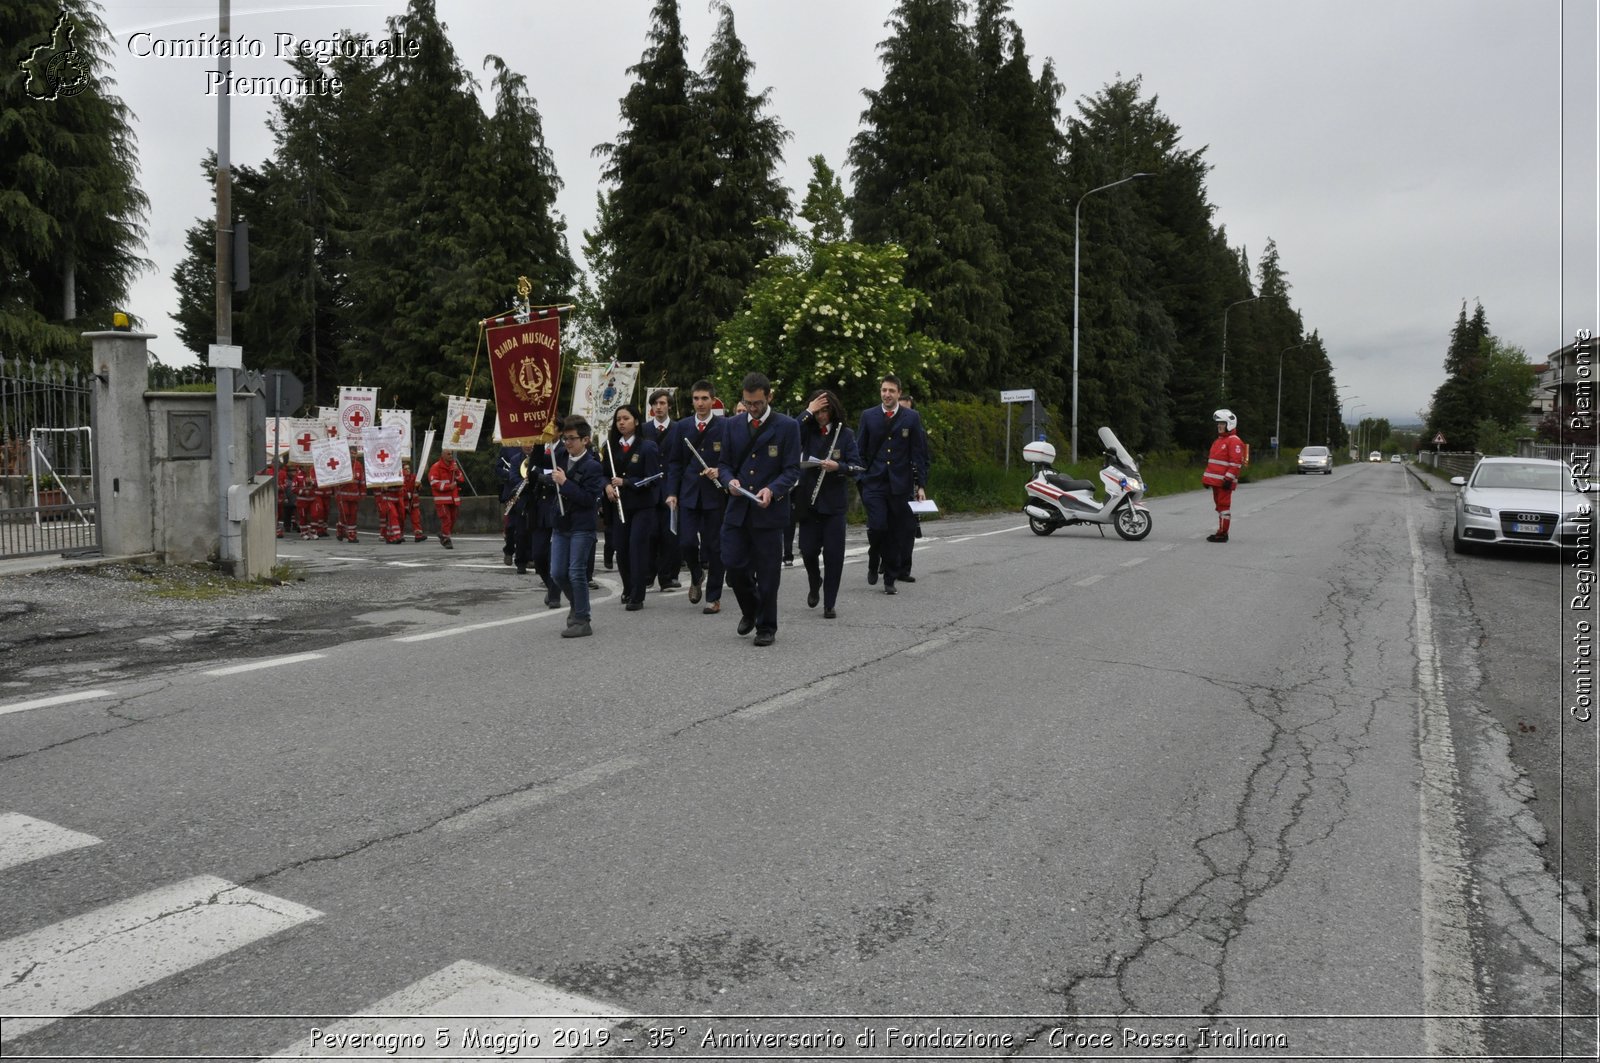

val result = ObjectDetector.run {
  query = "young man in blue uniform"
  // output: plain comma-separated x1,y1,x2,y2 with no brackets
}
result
642,389,682,591
855,374,929,595
548,416,607,638
718,372,801,646
666,380,728,613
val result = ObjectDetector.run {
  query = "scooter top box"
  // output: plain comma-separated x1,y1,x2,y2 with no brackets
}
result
1023,441,1056,464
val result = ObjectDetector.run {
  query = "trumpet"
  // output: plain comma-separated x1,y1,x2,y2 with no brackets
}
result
501,455,532,517
810,422,842,506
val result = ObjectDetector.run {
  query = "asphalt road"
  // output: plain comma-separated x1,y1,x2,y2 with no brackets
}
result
0,464,1593,1060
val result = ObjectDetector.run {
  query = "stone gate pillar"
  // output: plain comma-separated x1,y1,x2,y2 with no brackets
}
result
85,330,155,558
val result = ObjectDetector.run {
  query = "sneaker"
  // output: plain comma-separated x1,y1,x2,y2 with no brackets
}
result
545,594,562,609
441,536,453,549
561,621,592,638
1206,532,1229,543
502,552,514,566
414,534,429,542
702,601,721,615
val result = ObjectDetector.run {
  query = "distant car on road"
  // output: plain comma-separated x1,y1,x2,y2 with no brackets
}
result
1297,445,1333,474
1452,456,1592,554
1390,454,1403,464
1369,451,1382,462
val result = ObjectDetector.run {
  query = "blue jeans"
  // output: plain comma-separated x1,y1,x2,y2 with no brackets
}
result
551,529,596,621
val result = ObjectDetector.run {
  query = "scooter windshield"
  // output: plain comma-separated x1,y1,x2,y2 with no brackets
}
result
1097,427,1139,473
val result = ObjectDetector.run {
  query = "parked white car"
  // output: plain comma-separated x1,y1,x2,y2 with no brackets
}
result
1451,457,1592,553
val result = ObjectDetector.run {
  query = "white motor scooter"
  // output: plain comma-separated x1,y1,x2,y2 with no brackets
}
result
1022,426,1153,540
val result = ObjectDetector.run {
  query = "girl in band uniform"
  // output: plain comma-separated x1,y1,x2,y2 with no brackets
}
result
604,404,662,610
796,389,861,619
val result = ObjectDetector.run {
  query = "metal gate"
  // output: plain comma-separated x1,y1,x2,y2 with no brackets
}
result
1,357,98,560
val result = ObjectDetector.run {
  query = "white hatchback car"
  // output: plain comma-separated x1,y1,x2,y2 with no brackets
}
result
1297,445,1333,474
1451,457,1593,553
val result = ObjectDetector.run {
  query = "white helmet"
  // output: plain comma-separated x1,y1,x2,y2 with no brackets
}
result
1213,408,1237,432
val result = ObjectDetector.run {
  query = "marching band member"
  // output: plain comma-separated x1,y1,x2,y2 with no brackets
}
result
550,415,606,638
718,372,801,647
334,447,366,542
795,389,861,619
604,404,662,610
497,442,533,565
642,389,682,591
512,438,562,606
666,379,727,614
855,373,928,595
428,449,465,549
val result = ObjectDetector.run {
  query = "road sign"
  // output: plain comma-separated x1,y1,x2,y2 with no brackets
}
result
262,369,305,416
1433,432,1447,445
1001,388,1036,404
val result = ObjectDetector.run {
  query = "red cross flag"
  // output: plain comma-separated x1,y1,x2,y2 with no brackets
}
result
338,386,379,447
379,408,413,457
309,437,353,487
318,406,342,443
363,425,404,486
288,417,320,465
443,395,488,452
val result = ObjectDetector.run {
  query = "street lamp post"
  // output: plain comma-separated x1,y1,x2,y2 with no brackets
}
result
1307,368,1330,446
1220,296,1260,404
1072,171,1152,463
1275,340,1314,457
1346,403,1366,458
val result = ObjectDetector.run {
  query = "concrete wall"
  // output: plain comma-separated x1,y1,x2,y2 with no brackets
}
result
146,391,260,565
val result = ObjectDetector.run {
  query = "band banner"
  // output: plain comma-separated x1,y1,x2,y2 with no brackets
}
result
443,396,489,452
572,362,641,429
379,408,413,457
487,318,562,445
338,386,379,446
363,425,405,486
317,406,342,444
309,437,353,488
285,418,320,465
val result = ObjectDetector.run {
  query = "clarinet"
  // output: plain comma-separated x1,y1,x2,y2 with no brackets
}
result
605,440,627,525
810,421,842,506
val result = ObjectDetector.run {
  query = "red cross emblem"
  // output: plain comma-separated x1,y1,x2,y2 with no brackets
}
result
325,457,341,471
297,433,314,450
376,450,390,464
348,409,367,428
325,424,338,438
453,413,474,434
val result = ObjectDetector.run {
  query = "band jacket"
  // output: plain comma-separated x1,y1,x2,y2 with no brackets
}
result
1203,432,1245,489
512,442,558,526
718,411,802,530
797,412,862,517
551,448,605,533
642,417,675,453
855,405,929,498
667,413,727,509
496,446,528,502
610,437,662,515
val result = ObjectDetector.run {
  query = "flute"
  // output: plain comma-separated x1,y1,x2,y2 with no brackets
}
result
810,421,842,506
605,440,627,525
682,436,727,492
550,443,565,516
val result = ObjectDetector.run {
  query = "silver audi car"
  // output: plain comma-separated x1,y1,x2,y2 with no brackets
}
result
1451,457,1593,553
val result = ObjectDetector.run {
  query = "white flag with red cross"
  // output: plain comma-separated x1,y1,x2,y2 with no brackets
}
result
379,408,413,457
287,418,320,465
363,425,404,486
317,406,342,443
443,396,488,452
309,437,353,488
338,386,379,447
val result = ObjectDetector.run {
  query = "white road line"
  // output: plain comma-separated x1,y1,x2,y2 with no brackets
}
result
1073,574,1107,586
739,675,849,720
439,756,645,833
1404,500,1487,1057
1119,557,1148,568
903,630,970,657
1159,543,1177,552
394,613,558,643
0,689,116,718
262,960,629,1060
451,563,511,570
205,652,325,677
0,814,101,873
0,875,321,1043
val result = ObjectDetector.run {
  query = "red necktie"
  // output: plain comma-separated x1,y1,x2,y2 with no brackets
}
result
698,421,706,433
622,443,631,454
885,408,896,421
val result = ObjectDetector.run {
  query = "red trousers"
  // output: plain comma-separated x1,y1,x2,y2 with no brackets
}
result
434,500,459,538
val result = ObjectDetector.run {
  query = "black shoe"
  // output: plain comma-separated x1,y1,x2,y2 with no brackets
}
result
867,563,879,586
807,582,820,609
898,574,916,583
753,630,775,646
588,579,601,590
665,579,682,589
1207,532,1229,543
823,608,837,619
604,558,614,570
625,601,643,611
884,583,897,595
561,621,592,638
515,564,527,575
737,615,756,636
545,595,562,609
688,581,703,604
782,557,794,567
441,537,453,549
503,552,514,566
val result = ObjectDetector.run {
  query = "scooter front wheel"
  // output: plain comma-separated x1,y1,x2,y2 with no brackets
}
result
1114,504,1152,541
1028,514,1059,536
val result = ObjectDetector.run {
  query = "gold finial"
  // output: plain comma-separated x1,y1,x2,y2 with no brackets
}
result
517,276,532,298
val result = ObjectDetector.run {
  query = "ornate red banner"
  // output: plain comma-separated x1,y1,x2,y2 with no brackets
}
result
487,317,562,444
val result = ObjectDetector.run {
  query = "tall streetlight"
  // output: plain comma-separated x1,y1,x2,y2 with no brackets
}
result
1307,368,1330,446
1072,171,1152,463
1274,340,1314,457
1220,296,1260,404
1346,402,1367,458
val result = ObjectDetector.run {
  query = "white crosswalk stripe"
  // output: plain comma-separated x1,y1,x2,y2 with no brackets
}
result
0,813,101,872
0,874,321,1043
263,960,630,1060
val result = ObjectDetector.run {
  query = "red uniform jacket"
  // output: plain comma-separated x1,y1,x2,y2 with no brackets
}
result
429,458,464,502
1203,432,1245,489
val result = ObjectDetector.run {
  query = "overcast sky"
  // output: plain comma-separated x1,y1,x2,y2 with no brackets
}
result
101,0,1598,427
